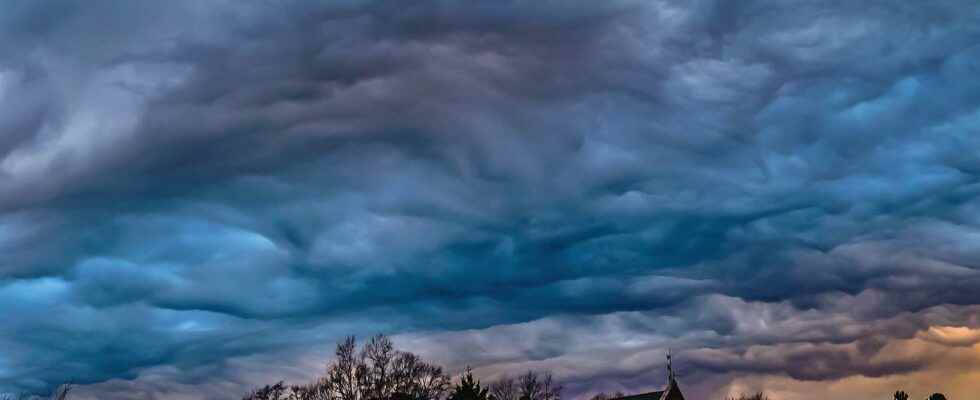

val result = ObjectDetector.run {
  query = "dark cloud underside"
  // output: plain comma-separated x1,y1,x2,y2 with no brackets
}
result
2,1,980,399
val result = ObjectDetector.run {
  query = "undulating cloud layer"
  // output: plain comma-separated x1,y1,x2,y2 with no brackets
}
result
2,1,980,399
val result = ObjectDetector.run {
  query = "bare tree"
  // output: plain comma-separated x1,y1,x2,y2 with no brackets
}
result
519,371,560,400
287,335,449,400
587,392,623,400
291,377,333,400
489,376,517,400
363,335,397,400
243,382,289,400
490,372,560,400
390,352,450,400
328,336,369,400
727,393,767,400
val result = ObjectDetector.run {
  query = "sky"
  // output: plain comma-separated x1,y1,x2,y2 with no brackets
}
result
1,1,980,399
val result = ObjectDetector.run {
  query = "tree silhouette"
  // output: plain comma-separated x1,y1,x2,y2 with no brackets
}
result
489,371,560,400
276,334,450,400
727,393,767,400
489,375,517,400
449,367,489,400
588,391,624,400
242,334,568,400
242,382,288,400
927,394,947,400
894,390,909,400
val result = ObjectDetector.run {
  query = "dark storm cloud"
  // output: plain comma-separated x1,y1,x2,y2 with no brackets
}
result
2,0,980,398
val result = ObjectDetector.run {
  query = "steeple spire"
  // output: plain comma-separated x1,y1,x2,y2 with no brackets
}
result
666,349,674,382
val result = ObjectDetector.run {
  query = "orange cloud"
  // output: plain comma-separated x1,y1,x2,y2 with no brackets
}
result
716,325,980,400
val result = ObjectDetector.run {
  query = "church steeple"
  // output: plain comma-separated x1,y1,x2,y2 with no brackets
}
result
660,349,685,400
602,350,686,400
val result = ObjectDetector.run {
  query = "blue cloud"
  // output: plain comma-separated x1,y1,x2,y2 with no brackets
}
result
1,0,980,398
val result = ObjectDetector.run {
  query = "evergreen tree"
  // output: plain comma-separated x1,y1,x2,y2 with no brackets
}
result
894,391,909,400
450,367,489,400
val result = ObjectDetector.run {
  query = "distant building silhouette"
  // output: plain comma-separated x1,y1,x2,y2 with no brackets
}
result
608,351,686,400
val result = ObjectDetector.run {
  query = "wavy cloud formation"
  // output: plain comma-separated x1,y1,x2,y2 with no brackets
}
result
2,1,980,399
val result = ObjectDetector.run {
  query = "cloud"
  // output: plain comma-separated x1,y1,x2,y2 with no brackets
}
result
1,0,980,398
